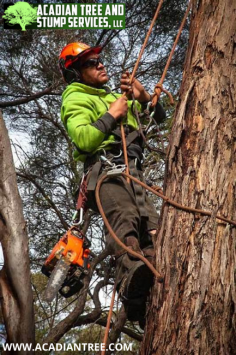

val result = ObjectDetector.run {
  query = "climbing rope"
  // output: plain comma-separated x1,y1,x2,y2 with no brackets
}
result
97,169,236,352
101,285,117,355
101,0,165,344
128,0,164,84
121,0,165,183
152,0,193,107
95,174,164,280
121,0,194,177
100,0,194,350
96,172,236,269
131,92,166,155
125,0,194,169
120,173,236,227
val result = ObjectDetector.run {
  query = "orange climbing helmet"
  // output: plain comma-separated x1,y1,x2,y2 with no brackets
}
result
59,42,102,84
59,42,102,83
59,42,102,68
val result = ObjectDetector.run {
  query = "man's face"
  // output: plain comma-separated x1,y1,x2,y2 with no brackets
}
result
78,52,109,88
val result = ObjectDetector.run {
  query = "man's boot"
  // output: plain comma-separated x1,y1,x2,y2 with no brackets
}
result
115,236,154,328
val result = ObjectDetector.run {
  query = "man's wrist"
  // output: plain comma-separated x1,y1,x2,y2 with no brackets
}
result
108,108,120,120
91,112,117,133
138,91,152,104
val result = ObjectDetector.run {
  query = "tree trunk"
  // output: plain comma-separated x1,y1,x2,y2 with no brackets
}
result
142,0,236,354
0,112,35,353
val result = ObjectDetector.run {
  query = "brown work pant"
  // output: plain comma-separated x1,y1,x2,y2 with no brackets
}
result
87,172,159,254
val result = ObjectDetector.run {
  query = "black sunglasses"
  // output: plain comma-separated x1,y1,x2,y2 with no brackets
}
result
80,57,104,69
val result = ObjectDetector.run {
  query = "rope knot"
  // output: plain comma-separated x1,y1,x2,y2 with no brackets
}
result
151,82,174,107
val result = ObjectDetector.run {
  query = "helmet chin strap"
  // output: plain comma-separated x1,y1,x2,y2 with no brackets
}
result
71,68,81,83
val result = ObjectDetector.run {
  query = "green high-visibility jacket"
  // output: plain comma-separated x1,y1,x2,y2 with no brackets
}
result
61,82,165,162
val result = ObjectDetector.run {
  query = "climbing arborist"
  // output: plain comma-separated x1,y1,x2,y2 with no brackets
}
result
59,42,166,328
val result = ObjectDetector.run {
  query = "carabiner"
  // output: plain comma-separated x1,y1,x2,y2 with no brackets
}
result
72,208,84,226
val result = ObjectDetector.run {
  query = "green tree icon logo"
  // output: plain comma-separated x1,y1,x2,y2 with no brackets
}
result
3,2,37,31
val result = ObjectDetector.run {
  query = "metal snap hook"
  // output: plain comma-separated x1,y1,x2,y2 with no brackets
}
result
111,150,122,159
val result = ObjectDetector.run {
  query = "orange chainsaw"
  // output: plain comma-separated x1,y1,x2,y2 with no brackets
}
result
42,226,91,302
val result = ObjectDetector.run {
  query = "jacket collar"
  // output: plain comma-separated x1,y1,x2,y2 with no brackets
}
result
69,82,111,95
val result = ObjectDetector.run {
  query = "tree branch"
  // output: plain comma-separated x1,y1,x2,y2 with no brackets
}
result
43,249,110,344
96,314,143,342
72,307,143,342
0,85,61,108
0,111,35,349
17,172,69,230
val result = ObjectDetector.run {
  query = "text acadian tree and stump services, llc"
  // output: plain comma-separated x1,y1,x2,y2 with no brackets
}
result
3,2,126,31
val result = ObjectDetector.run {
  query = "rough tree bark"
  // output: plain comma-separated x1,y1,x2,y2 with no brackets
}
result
142,0,236,354
0,111,35,353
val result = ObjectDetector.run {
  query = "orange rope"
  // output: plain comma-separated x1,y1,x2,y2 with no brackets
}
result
99,1,194,350
152,0,193,106
96,172,236,261
95,175,164,280
121,0,164,183
101,286,116,355
97,166,235,355
129,0,164,84
120,172,236,227
98,162,236,354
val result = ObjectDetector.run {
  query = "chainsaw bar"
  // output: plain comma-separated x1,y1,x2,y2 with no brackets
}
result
43,257,71,302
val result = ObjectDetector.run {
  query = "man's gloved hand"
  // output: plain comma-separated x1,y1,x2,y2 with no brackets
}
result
120,71,151,103
108,96,128,120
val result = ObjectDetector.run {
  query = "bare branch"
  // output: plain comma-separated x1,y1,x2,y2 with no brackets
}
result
17,172,69,230
0,85,62,108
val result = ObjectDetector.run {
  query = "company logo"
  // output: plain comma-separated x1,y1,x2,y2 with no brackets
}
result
3,3,125,30
3,2,37,31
